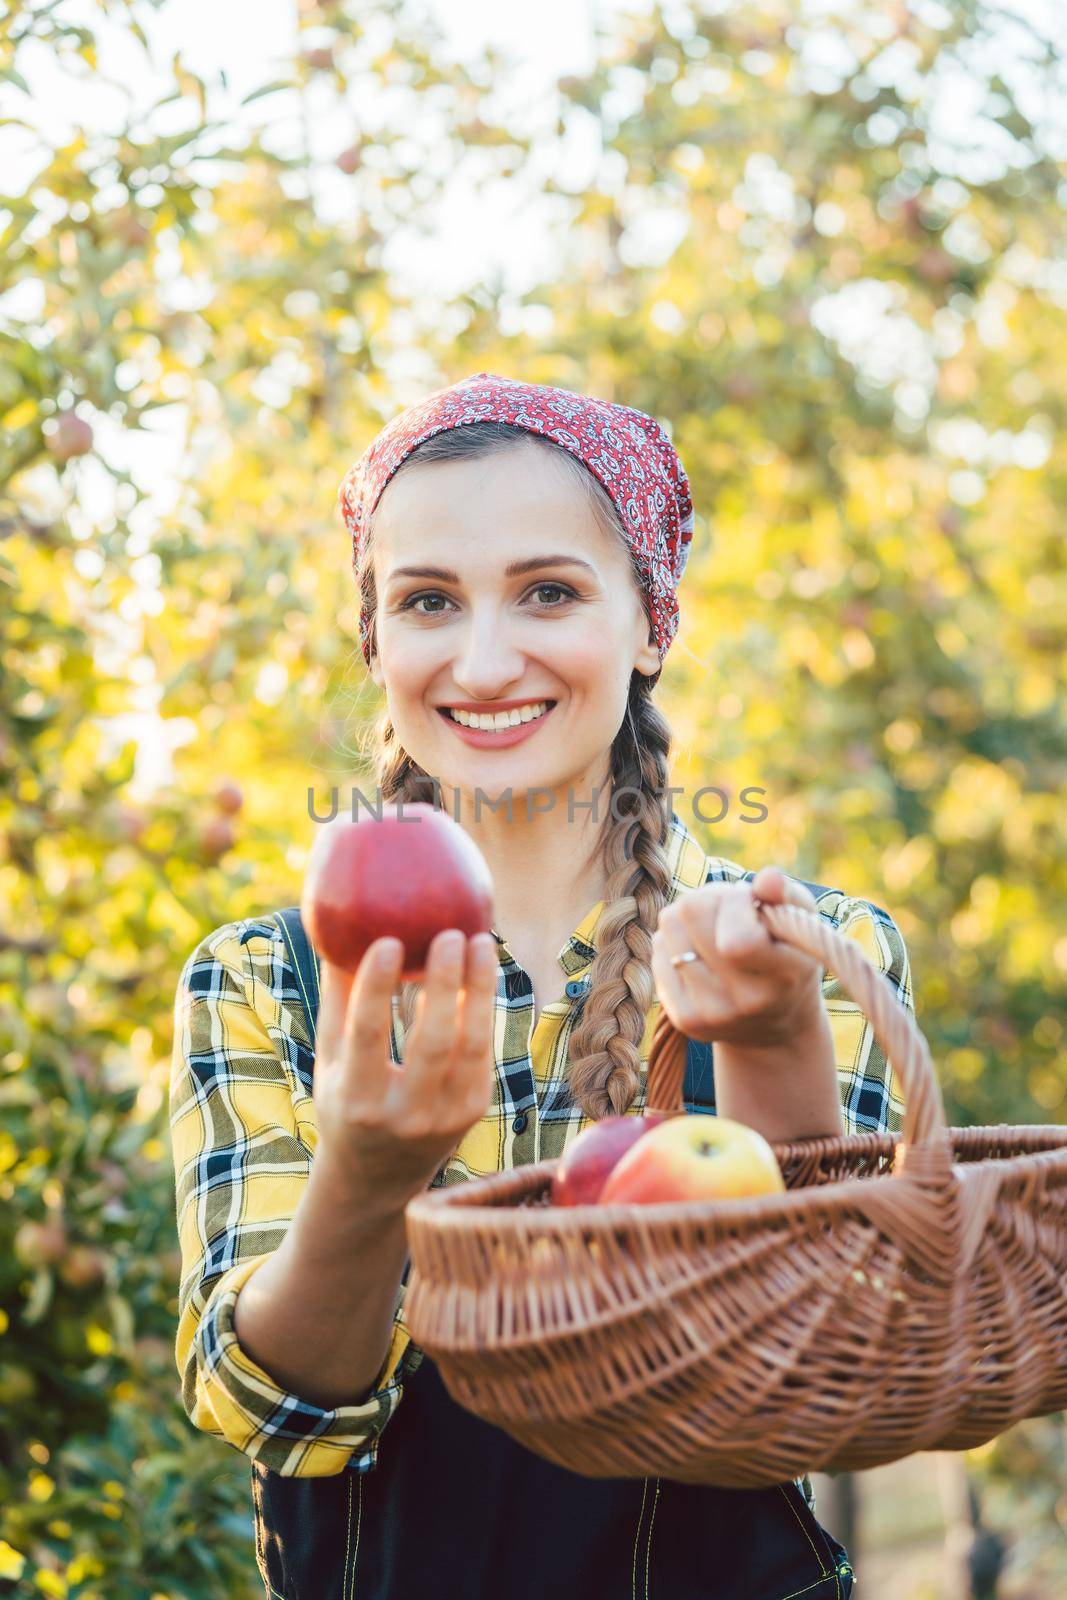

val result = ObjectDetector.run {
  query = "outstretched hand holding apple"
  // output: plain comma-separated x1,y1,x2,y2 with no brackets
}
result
311,928,499,1211
650,865,825,1052
302,805,500,1208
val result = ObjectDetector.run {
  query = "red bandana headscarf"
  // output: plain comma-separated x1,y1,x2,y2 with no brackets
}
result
338,372,694,673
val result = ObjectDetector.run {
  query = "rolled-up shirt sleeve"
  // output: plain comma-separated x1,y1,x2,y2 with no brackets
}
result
169,922,415,1477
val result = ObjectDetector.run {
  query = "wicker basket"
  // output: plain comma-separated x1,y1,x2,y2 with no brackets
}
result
404,899,1067,1488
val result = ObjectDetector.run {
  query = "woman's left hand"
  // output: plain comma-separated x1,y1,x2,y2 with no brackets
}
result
651,865,825,1051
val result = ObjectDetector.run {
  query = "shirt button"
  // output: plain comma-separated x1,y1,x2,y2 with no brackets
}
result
565,980,586,999
512,1112,528,1134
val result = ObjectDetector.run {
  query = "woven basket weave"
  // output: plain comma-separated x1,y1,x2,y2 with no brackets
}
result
404,899,1067,1488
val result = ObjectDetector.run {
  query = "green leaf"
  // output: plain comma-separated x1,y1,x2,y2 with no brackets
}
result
0,66,31,97
240,79,294,107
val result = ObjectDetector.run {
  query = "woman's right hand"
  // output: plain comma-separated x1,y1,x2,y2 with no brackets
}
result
312,928,498,1212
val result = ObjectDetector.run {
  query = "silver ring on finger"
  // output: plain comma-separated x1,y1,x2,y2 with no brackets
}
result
669,948,702,970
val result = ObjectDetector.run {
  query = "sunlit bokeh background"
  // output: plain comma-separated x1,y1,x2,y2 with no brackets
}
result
2,1,1065,1594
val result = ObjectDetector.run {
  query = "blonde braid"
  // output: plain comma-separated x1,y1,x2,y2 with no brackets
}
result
564,683,673,1119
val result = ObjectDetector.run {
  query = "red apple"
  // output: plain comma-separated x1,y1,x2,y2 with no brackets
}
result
212,780,244,815
113,209,150,248
114,806,147,844
598,1114,786,1206
58,1244,107,1289
47,411,93,462
899,195,925,233
302,802,494,978
14,1216,70,1268
133,1335,173,1367
551,1112,669,1206
198,815,236,863
916,247,956,285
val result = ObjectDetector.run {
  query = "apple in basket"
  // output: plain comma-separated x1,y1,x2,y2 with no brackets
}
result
551,1111,672,1206
302,803,494,978
598,1113,786,1205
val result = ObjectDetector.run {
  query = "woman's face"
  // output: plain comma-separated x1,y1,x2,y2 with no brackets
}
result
368,445,661,806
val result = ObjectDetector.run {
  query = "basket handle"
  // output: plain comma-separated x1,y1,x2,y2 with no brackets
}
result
646,897,949,1179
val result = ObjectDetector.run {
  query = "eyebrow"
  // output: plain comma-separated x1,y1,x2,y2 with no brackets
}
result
505,556,598,576
385,555,598,585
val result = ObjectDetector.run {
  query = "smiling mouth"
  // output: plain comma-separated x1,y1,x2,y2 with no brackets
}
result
435,694,556,732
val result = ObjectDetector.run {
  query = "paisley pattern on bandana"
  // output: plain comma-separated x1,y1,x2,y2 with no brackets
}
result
338,372,694,671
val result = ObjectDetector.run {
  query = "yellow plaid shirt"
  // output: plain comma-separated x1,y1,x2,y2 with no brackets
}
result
170,810,913,1484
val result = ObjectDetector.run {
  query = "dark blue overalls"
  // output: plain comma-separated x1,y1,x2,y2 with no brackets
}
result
248,910,855,1600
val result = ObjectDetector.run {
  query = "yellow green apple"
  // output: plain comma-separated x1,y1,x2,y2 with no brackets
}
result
598,1113,785,1205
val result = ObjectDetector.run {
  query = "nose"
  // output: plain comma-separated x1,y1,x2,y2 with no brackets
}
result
449,606,528,700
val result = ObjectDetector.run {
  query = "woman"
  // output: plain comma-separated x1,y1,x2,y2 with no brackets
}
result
170,373,913,1599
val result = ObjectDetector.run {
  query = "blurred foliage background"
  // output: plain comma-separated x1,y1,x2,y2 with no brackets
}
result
1,0,1065,1594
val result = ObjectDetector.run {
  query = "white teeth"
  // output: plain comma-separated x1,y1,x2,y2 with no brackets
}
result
448,701,550,730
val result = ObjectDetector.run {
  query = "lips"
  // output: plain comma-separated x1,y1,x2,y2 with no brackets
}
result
436,701,558,745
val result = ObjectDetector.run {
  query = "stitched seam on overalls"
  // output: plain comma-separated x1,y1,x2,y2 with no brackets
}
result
250,1465,283,1599
343,1471,355,1594
251,1466,265,1571
631,1477,649,1600
643,1477,661,1599
345,1470,364,1598
774,1575,838,1600
776,1483,831,1574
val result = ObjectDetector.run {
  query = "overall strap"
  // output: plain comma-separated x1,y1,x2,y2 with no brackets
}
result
267,905,715,1111
272,907,321,1051
684,1037,716,1114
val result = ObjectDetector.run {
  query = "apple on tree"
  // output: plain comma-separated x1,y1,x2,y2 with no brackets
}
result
198,815,236,864
58,1244,107,1290
46,410,93,462
302,802,494,979
114,806,147,844
14,1215,69,1268
212,779,244,815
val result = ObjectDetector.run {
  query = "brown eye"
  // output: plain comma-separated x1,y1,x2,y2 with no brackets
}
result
527,582,572,604
400,592,453,615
